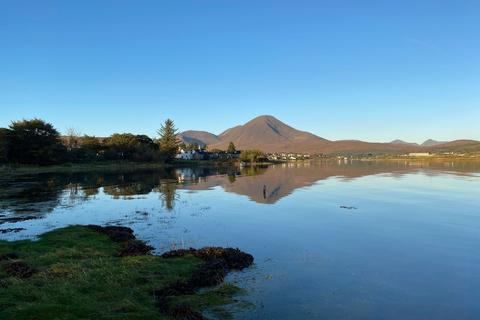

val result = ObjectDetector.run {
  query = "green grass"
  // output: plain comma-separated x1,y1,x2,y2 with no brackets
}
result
0,226,246,320
0,161,167,175
0,159,242,176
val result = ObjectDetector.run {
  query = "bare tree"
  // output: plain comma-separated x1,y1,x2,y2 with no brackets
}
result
65,127,82,150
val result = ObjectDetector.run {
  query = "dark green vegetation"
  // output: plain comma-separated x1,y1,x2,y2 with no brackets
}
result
0,118,180,166
239,150,266,163
2,119,66,165
157,119,181,162
0,225,253,320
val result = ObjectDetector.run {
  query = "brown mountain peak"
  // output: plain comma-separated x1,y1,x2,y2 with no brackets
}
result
178,115,480,155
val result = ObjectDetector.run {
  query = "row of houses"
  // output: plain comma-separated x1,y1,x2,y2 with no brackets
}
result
405,152,468,157
176,149,315,161
176,148,241,160
266,153,311,161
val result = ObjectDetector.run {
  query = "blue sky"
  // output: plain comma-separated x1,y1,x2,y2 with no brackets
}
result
1,1,479,143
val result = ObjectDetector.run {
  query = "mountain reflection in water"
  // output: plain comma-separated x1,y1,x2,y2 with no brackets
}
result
1,160,480,319
1,160,479,224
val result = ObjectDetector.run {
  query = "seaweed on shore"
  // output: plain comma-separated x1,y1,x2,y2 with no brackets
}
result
157,247,254,319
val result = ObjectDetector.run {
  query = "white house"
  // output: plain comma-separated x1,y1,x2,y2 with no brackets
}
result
408,152,431,157
176,149,196,160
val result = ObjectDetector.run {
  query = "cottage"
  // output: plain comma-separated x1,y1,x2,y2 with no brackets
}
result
408,152,431,157
176,149,196,160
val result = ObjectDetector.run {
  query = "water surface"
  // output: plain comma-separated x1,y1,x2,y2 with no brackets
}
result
1,160,479,319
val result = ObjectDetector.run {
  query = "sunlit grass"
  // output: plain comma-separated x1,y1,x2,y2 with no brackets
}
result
0,226,246,320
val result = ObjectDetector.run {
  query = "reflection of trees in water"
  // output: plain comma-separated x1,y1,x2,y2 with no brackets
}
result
64,183,91,207
240,165,268,176
0,176,65,219
175,166,243,184
155,182,178,211
6,160,475,220
0,168,185,221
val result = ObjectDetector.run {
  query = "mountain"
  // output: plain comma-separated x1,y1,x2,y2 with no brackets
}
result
321,140,419,155
177,130,220,147
212,115,330,153
178,115,479,154
390,140,419,147
421,139,447,147
426,140,480,152
179,115,330,153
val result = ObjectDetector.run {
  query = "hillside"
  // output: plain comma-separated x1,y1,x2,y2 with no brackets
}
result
390,140,419,147
421,139,447,147
212,115,330,153
427,140,480,153
178,115,479,155
177,130,220,146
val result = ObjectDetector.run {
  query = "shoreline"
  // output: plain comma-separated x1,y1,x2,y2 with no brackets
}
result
0,225,254,319
1,156,479,175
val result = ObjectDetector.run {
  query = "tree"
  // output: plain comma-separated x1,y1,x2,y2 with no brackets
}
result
65,127,82,150
240,149,263,163
157,119,180,162
186,143,199,151
81,135,102,153
135,135,157,149
130,135,160,162
0,128,9,163
72,135,103,162
6,119,66,165
227,142,236,153
104,133,139,160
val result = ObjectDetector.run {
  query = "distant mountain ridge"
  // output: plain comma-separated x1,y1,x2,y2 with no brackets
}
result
177,130,220,146
178,115,479,154
390,140,419,147
421,139,448,147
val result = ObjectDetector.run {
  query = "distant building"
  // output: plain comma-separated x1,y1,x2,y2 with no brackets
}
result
408,152,431,157
192,150,208,160
176,149,239,161
176,149,196,160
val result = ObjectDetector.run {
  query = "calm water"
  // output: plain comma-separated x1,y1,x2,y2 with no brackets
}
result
1,160,480,319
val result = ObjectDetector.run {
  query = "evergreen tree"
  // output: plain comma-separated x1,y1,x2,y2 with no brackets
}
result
157,119,180,162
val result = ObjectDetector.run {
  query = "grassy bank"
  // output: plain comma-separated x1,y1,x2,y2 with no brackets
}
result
0,159,242,175
0,161,169,175
0,225,253,319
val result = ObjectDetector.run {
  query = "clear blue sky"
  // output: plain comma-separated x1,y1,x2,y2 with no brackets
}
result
1,1,479,143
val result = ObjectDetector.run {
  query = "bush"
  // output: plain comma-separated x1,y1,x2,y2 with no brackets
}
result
240,150,263,163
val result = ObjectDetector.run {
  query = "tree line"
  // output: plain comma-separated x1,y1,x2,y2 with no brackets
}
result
0,118,181,165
